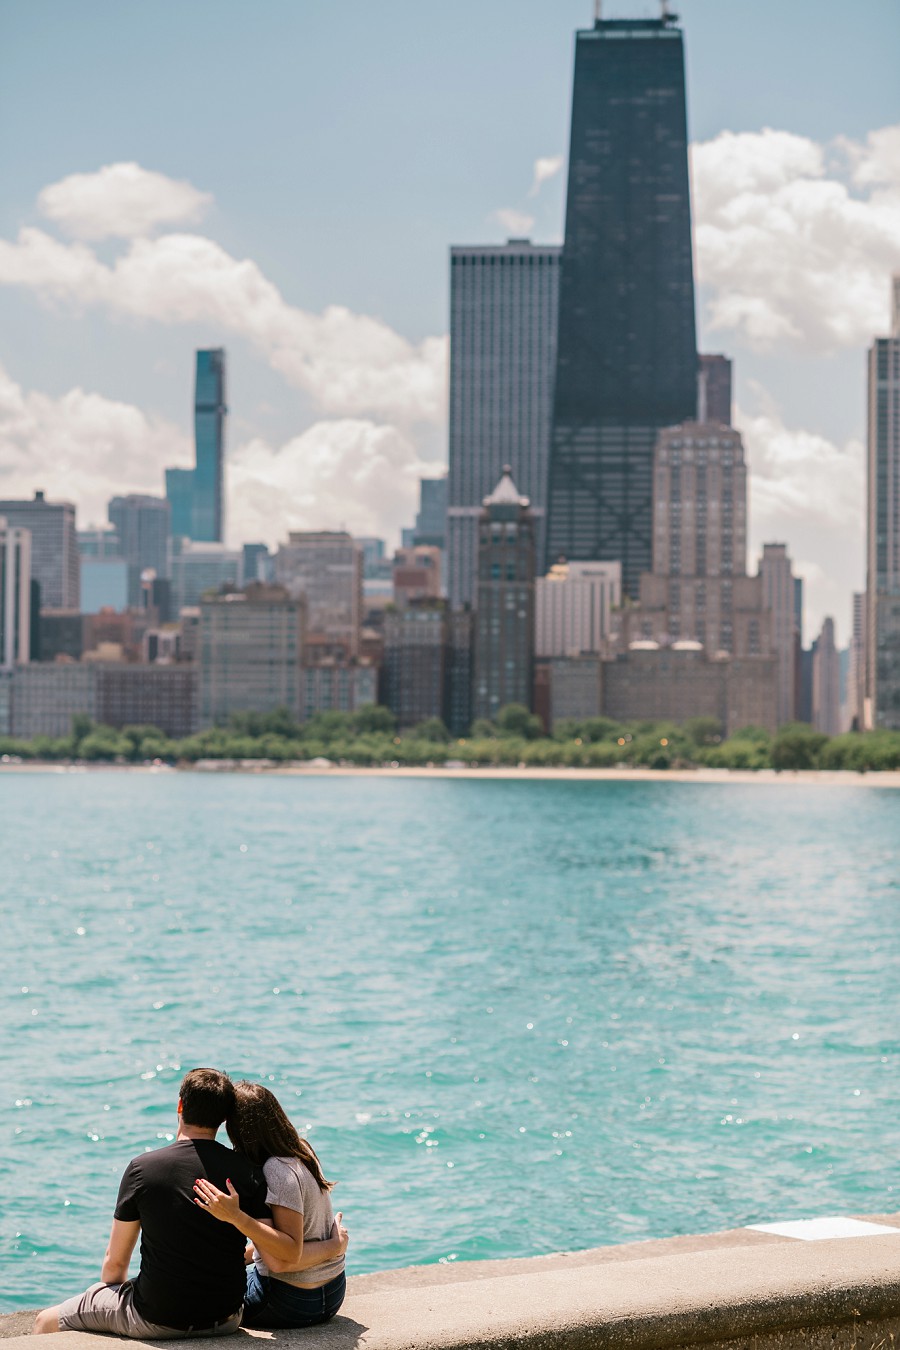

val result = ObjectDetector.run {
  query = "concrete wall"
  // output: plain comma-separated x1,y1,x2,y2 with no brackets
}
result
7,1218,900,1350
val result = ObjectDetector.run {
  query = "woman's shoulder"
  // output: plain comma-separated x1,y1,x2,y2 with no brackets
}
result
264,1155,315,1188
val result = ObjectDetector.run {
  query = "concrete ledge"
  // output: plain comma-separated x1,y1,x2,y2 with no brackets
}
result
7,1221,900,1350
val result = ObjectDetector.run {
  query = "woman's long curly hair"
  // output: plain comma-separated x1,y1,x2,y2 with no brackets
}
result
226,1080,333,1193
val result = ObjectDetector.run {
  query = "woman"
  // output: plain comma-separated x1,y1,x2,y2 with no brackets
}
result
193,1081,348,1329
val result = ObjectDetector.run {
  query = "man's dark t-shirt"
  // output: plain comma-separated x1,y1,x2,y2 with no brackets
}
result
114,1137,269,1329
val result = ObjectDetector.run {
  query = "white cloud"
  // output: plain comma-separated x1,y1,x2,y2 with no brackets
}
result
529,155,564,197
840,124,900,190
489,208,536,237
229,422,444,549
0,363,442,548
737,391,864,642
0,362,191,526
37,163,212,241
693,124,900,350
0,226,447,426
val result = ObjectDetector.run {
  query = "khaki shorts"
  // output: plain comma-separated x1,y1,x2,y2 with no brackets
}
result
57,1282,242,1340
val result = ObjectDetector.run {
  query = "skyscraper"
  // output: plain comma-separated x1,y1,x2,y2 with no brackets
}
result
0,518,31,670
166,349,227,543
545,10,697,595
108,493,171,605
697,355,733,426
447,240,560,608
472,468,537,721
199,585,305,727
274,531,363,657
622,421,761,656
812,616,841,737
758,543,798,728
0,490,79,610
866,276,900,729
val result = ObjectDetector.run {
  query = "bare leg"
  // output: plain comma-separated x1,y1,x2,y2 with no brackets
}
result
32,1307,61,1335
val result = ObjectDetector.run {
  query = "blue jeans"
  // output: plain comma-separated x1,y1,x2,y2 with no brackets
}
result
242,1267,346,1330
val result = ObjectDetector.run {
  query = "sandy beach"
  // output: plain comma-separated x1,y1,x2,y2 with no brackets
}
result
1,761,899,786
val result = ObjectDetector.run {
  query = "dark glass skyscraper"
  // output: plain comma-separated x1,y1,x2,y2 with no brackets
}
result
166,349,227,542
545,12,697,596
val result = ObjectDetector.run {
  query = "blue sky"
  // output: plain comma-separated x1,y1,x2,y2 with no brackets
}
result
2,0,899,640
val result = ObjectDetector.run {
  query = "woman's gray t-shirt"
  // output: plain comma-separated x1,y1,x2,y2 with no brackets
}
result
252,1155,344,1288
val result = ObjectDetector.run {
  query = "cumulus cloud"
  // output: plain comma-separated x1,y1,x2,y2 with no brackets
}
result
737,391,864,641
229,421,444,548
0,225,447,425
693,124,900,350
0,362,191,526
37,162,212,241
489,207,536,237
529,155,564,196
0,363,442,547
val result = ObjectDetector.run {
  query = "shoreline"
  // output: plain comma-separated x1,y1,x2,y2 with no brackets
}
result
1,761,900,786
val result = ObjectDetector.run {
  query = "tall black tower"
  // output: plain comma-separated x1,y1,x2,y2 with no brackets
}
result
545,10,698,596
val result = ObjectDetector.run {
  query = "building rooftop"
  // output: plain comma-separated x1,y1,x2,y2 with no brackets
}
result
483,466,530,509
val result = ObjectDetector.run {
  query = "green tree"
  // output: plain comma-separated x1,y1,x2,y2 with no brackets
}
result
730,725,772,745
352,705,396,736
771,724,829,770
683,716,723,746
408,717,451,744
496,704,543,740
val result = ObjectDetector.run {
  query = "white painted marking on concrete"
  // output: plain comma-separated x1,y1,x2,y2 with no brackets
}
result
748,1217,900,1241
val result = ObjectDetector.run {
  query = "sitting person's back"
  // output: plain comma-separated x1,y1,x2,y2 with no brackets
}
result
118,1132,267,1330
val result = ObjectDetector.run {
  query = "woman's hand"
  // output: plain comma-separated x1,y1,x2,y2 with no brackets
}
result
332,1212,349,1256
193,1177,243,1225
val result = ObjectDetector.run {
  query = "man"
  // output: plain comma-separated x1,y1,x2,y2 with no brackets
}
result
34,1067,270,1339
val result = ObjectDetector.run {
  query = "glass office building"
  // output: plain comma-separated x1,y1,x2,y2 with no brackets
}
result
447,241,560,609
545,13,698,597
166,349,227,542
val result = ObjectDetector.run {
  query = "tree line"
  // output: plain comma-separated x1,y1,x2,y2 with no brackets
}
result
2,706,900,771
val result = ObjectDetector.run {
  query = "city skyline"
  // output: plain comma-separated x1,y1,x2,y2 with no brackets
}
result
1,1,900,641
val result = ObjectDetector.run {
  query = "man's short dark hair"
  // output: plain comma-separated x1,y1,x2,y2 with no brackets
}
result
179,1068,235,1129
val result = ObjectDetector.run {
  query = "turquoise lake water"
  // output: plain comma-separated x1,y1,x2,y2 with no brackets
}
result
1,770,899,1312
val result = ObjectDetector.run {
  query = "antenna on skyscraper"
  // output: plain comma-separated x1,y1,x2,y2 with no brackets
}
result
594,0,602,19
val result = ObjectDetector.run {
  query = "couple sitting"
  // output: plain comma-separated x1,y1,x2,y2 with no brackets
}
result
35,1068,349,1339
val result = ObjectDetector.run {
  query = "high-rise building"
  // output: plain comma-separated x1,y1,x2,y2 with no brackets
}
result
95,666,198,739
9,664,96,739
275,532,362,657
166,349,227,543
472,468,536,721
697,355,733,426
301,661,377,721
383,601,450,730
846,592,866,731
170,540,241,612
545,12,697,595
0,491,79,610
393,546,442,607
447,240,560,608
199,584,306,727
758,543,798,727
241,543,272,585
0,518,31,670
413,477,448,550
812,616,841,737
108,494,171,605
536,559,621,658
621,422,767,658
866,277,900,729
